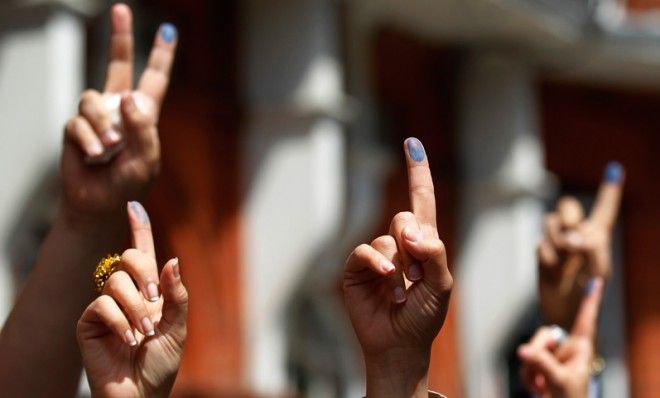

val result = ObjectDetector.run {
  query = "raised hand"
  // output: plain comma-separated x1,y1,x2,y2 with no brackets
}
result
343,138,453,398
519,278,604,398
77,202,188,397
61,3,177,223
538,162,624,329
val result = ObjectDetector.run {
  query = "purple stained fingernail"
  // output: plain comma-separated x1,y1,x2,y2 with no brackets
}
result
393,286,406,303
159,23,177,44
406,137,426,162
128,201,150,226
407,263,423,281
604,161,623,184
585,277,598,295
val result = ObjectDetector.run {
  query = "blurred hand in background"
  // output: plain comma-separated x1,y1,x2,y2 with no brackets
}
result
61,3,178,226
343,138,453,398
519,277,604,398
538,162,624,329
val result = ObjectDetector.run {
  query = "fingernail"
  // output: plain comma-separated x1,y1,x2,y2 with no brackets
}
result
407,263,423,281
393,286,406,303
103,129,121,145
604,161,623,183
147,282,159,302
125,329,137,346
159,23,177,44
86,142,104,157
142,317,155,337
565,231,582,247
406,137,426,162
380,260,395,274
403,226,422,242
128,201,150,226
172,258,180,278
585,277,598,295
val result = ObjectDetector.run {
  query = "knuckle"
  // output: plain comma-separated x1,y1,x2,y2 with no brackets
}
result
353,244,371,260
392,211,415,224
370,235,395,249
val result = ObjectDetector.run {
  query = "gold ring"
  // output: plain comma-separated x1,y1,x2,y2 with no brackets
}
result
93,254,121,293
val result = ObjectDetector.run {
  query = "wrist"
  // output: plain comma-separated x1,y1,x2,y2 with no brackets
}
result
56,202,125,238
365,349,430,398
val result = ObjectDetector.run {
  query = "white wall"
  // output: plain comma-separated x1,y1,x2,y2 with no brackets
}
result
0,7,84,323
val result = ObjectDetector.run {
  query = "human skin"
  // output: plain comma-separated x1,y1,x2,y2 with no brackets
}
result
77,204,188,398
538,162,624,330
0,4,177,396
343,138,453,398
518,278,604,398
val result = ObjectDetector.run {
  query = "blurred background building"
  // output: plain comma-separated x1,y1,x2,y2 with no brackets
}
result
1,0,659,397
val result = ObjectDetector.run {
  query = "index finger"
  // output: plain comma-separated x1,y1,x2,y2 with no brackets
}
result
571,277,604,339
137,23,178,112
404,137,437,229
589,162,624,229
104,4,134,93
127,201,156,259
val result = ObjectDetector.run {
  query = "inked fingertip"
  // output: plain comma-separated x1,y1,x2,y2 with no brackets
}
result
604,161,623,184
405,137,426,162
159,23,177,44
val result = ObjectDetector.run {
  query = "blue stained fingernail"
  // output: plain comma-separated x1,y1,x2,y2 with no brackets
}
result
585,277,597,295
159,23,177,44
128,201,150,226
407,137,426,162
604,161,623,183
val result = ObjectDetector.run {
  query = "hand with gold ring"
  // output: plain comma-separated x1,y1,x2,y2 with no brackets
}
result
77,202,188,398
538,162,624,330
518,278,604,398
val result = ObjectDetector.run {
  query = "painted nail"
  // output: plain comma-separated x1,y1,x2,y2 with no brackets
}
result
393,286,406,303
159,23,177,44
103,129,121,145
585,277,598,295
380,260,395,274
604,161,623,183
125,329,138,346
407,263,423,281
128,201,150,226
86,141,104,157
147,282,159,302
406,137,426,162
172,258,180,278
142,317,155,337
403,226,422,243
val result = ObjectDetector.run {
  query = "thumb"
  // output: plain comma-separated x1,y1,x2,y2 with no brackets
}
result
159,258,188,343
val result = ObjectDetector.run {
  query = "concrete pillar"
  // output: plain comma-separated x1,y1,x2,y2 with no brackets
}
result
240,0,346,393
0,6,84,323
456,53,549,397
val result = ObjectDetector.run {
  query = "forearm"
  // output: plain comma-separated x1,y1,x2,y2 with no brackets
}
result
0,206,126,396
365,350,431,398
